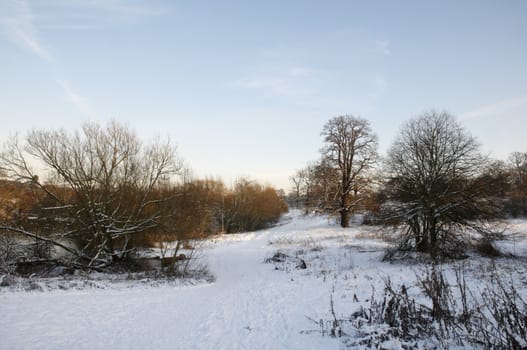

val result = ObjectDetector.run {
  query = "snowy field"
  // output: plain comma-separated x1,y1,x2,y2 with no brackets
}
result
1,211,527,349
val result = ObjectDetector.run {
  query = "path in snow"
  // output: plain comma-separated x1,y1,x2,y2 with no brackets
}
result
0,212,340,350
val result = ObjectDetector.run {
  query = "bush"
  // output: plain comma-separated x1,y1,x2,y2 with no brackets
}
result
316,263,527,349
223,178,288,233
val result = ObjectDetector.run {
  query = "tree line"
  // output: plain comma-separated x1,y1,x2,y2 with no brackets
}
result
290,111,527,259
0,121,287,272
1,111,525,271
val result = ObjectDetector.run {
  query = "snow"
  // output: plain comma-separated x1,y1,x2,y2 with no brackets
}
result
0,212,339,349
1,211,526,349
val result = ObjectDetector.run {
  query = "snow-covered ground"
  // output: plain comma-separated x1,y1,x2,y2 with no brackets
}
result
1,211,527,349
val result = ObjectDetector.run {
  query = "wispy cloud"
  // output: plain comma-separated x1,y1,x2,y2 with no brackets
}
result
460,95,527,120
231,66,315,100
374,40,391,55
49,0,166,20
232,77,302,99
56,79,91,115
1,0,52,60
1,1,103,116
235,77,288,92
87,0,166,16
371,76,388,91
229,66,388,116
287,66,313,77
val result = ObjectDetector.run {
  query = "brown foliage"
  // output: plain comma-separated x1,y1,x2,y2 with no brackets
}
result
223,178,288,233
132,177,288,248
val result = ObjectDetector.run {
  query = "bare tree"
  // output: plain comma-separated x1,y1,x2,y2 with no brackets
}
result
300,159,339,214
508,152,527,217
320,115,378,227
0,121,181,269
384,111,498,258
289,168,308,209
509,152,527,183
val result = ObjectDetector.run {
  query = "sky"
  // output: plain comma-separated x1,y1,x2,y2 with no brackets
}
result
1,0,526,190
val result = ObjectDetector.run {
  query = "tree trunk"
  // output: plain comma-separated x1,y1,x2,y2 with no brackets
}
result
430,229,438,258
104,232,116,261
340,209,350,228
415,219,429,252
340,192,351,227
416,235,429,252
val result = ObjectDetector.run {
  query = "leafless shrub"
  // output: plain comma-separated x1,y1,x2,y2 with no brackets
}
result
151,239,207,277
473,239,502,257
475,273,527,349
0,233,19,274
0,121,182,270
28,240,52,260
344,280,434,348
379,279,431,339
313,263,527,349
418,265,454,324
264,251,307,270
304,279,434,349
355,227,399,244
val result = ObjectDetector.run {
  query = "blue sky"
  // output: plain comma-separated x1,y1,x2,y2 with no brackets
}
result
1,0,526,189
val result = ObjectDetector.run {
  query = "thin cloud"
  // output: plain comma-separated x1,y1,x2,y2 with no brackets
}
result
460,95,527,120
230,67,389,114
1,1,102,115
5,1,167,35
233,77,296,97
52,0,166,18
287,66,313,77
1,0,52,61
56,79,91,115
231,66,316,99
374,40,390,55
372,76,388,91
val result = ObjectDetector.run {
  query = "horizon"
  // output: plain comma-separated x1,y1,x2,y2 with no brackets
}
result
1,0,526,190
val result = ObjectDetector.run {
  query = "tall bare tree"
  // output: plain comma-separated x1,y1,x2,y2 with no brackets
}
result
321,115,378,227
384,111,498,258
0,121,181,268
